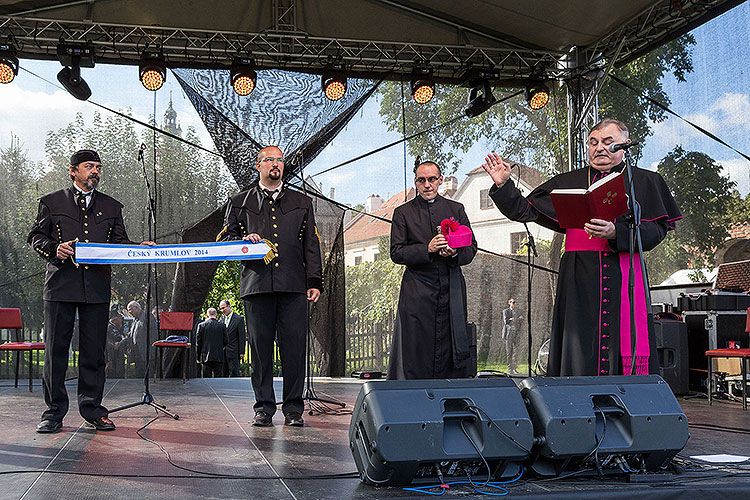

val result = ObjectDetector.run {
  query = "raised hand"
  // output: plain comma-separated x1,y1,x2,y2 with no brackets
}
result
481,152,513,187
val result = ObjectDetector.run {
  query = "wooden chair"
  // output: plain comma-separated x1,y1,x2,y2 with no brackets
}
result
152,311,193,383
0,308,45,392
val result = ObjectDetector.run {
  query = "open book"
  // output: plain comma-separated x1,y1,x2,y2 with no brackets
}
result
550,171,628,229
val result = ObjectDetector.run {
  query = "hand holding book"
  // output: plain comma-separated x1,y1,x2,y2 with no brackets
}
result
550,171,629,229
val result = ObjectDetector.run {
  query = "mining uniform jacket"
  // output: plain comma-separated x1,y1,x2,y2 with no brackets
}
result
27,186,132,303
219,183,322,298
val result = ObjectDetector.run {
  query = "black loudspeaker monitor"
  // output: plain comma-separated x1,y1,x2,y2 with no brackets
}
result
654,319,689,395
519,375,689,477
349,378,533,486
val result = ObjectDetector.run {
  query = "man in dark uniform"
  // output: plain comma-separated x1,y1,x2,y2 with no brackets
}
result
388,161,477,380
28,149,153,433
196,308,228,377
483,119,681,377
219,145,322,427
219,299,246,377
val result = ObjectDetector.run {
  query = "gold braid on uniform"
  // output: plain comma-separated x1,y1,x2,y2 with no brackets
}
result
262,239,278,264
314,225,321,243
215,225,228,242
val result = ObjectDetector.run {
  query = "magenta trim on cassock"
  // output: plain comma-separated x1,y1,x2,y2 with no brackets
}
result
618,253,650,375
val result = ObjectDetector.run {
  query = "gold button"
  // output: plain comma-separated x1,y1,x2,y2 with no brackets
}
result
84,230,89,234
271,208,275,212
274,233,278,237
84,265,89,270
272,216,276,220
84,215,88,219
81,207,85,211
269,200,273,205
273,224,277,228
85,239,89,242
274,262,279,267
84,223,88,226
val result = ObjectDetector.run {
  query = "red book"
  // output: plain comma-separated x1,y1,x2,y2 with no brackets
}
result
550,171,629,229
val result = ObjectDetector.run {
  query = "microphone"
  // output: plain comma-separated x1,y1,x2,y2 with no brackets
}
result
137,143,146,161
608,141,640,153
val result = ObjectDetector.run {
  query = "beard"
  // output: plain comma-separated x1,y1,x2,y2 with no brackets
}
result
85,175,100,190
269,168,281,180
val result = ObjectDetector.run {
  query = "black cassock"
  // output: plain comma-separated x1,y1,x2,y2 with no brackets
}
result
490,163,681,377
388,195,477,380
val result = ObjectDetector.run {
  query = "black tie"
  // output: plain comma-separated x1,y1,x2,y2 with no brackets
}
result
263,188,276,200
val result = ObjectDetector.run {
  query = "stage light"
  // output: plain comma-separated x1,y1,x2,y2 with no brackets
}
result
463,78,496,118
410,68,434,104
0,44,18,84
56,43,95,101
139,50,166,91
230,57,257,96
322,68,347,101
526,82,549,110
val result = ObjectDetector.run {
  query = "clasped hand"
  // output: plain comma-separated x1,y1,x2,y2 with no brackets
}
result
428,234,456,257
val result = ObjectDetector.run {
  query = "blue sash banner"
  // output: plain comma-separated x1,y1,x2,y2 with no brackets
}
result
74,240,277,265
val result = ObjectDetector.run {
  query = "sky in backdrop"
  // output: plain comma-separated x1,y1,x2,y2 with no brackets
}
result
1,3,749,208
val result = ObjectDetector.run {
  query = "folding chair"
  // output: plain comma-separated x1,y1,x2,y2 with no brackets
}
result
152,311,193,383
0,308,45,392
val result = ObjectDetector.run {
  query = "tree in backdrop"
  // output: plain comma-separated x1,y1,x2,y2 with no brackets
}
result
0,110,234,340
648,146,736,283
0,135,47,335
378,36,695,176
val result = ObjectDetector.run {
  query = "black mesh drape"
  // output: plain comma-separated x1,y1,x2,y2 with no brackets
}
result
172,68,378,189
168,68,373,377
310,213,346,376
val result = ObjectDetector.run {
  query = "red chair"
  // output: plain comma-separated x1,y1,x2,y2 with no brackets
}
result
0,308,45,392
152,311,193,383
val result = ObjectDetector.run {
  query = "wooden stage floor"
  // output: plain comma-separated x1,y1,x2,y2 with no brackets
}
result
1,377,749,500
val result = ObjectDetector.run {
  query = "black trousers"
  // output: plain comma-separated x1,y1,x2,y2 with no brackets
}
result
244,293,307,416
42,300,109,422
224,349,241,377
201,361,223,378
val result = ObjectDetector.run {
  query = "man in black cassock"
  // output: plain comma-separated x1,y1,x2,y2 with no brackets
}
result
388,161,477,380
483,119,681,377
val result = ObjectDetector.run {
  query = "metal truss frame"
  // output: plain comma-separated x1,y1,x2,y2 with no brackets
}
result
0,0,738,84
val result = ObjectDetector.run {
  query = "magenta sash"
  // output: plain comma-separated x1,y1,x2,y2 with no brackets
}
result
619,253,650,374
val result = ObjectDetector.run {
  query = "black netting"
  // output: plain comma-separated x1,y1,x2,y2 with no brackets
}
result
166,68,372,378
173,68,378,190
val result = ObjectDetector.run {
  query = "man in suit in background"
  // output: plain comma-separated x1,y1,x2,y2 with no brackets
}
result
219,299,246,377
196,308,228,378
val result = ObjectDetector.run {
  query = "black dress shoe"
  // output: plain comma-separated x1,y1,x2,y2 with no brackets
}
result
36,419,62,433
252,411,273,427
86,416,116,431
284,412,304,427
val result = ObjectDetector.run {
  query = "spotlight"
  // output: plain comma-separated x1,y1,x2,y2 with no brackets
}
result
56,43,95,101
230,57,257,96
139,50,166,91
410,67,434,104
322,66,347,101
463,78,496,118
526,82,549,110
0,44,18,84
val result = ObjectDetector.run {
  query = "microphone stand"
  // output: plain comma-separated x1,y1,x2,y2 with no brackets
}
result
622,149,653,376
110,143,178,420
522,223,537,378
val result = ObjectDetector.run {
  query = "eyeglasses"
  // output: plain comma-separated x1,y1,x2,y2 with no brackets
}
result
415,176,441,184
261,157,285,164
